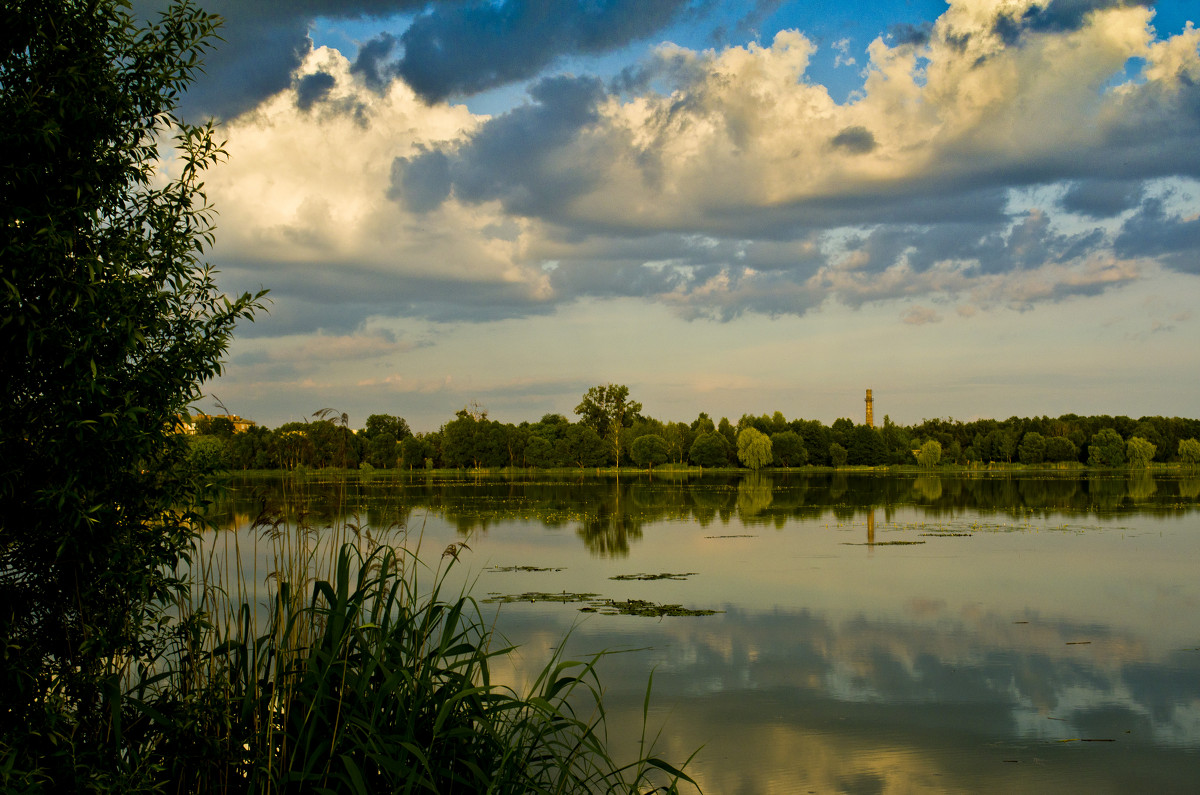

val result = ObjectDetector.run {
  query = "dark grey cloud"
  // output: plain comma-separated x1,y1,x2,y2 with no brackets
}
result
709,0,782,43
388,149,452,213
133,0,425,119
136,0,685,118
1061,179,1146,217
296,71,336,111
350,33,398,93
889,22,933,46
994,0,1150,45
830,126,877,154
831,209,1109,283
1115,196,1200,274
391,75,609,217
395,0,693,103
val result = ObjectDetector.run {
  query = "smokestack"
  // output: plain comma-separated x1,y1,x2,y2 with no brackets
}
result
865,389,874,428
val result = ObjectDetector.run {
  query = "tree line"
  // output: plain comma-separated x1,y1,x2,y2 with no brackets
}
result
189,385,1200,472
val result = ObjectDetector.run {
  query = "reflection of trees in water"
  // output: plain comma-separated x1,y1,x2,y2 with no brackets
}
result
222,471,1200,556
1087,475,1127,510
1181,478,1200,500
1126,472,1157,502
913,475,943,502
737,474,774,522
575,491,643,558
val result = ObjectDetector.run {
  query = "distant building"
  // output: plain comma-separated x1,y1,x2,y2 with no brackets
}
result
181,413,257,434
865,389,874,428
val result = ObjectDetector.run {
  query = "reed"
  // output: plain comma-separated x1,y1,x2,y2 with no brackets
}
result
122,477,698,793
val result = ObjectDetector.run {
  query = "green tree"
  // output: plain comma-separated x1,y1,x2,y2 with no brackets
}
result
366,431,399,468
575,384,642,467
363,413,412,442
917,440,942,469
630,434,670,469
689,432,730,467
1088,429,1126,467
770,431,807,467
737,427,773,470
187,434,231,472
0,0,263,776
1045,436,1078,463
1018,432,1046,465
1179,438,1200,466
1126,436,1156,468
829,442,848,468
717,416,737,449
557,424,608,468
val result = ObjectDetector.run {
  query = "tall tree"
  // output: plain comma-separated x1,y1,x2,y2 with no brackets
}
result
737,428,773,470
0,0,263,775
574,384,642,467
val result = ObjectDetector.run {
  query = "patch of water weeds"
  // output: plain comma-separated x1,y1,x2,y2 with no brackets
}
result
483,591,599,604
486,565,565,572
610,572,697,581
482,592,721,617
582,599,722,617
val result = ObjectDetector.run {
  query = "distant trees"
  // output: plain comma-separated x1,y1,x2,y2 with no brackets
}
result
1126,437,1156,468
917,440,942,469
630,434,669,469
172,408,1200,472
575,384,642,467
689,432,731,467
770,431,807,467
1088,429,1126,467
1045,436,1078,463
1018,432,1046,465
737,428,773,470
1180,438,1200,466
829,443,848,468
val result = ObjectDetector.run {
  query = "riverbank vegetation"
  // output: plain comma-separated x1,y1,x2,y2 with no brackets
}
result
188,402,1200,474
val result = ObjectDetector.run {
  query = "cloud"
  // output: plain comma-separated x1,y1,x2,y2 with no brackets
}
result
829,126,877,154
1061,178,1146,217
350,33,398,93
295,71,336,111
133,0,428,119
199,1,1200,335
1115,193,1200,273
134,0,690,119
394,0,693,102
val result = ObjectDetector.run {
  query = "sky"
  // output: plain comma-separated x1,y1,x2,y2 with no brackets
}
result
139,0,1200,432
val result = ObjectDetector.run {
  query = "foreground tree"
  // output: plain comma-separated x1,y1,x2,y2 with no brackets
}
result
1,0,263,779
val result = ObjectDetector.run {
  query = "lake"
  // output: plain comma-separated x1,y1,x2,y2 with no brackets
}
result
207,470,1200,793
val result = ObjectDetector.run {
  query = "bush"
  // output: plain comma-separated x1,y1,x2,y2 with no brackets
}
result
1,0,262,780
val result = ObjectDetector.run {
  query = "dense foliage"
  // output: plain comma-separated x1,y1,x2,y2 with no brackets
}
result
193,402,1200,472
1,0,263,782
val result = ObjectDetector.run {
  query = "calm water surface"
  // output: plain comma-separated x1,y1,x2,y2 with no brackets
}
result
210,471,1200,793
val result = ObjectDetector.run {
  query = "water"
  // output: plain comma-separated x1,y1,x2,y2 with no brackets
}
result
208,470,1200,793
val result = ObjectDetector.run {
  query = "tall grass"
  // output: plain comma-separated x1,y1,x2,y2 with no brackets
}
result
122,477,698,793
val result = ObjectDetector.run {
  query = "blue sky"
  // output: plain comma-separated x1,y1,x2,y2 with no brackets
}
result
141,0,1200,431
